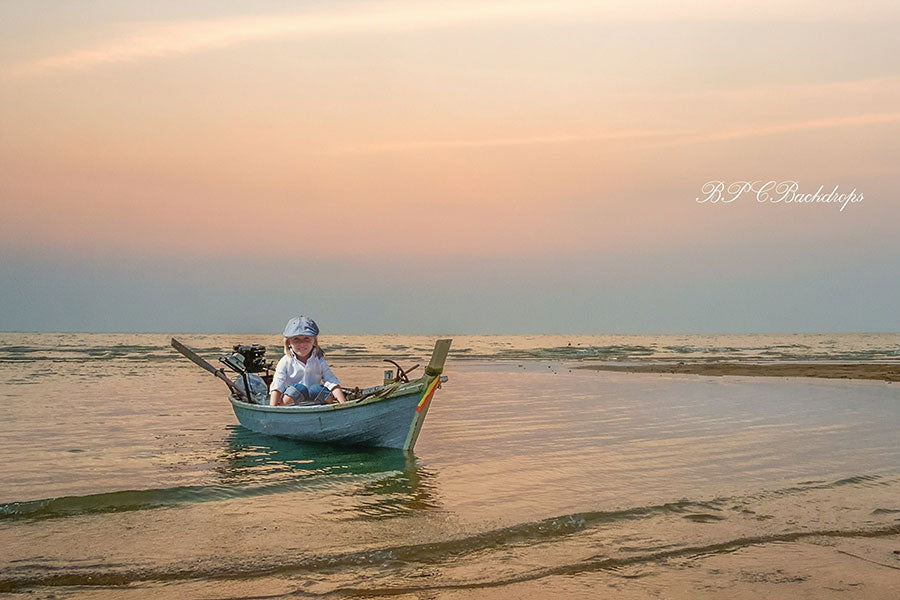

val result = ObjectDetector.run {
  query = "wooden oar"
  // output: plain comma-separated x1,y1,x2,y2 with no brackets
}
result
171,337,249,402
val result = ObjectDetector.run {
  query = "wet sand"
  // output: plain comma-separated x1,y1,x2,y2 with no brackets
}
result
58,533,900,599
422,534,900,600
577,362,900,382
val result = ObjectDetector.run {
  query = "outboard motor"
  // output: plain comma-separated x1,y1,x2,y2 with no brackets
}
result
229,345,270,373
221,344,274,404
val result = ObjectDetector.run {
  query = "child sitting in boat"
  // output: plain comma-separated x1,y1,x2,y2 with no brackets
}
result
269,316,347,406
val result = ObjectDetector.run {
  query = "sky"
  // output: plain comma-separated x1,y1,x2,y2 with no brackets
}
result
1,0,898,334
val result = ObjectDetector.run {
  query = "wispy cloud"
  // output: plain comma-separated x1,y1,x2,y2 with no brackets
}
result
328,112,900,154
647,112,900,147
332,130,683,154
11,0,896,76
653,75,900,103
10,1,617,76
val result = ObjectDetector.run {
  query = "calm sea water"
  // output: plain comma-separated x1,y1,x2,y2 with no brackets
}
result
1,333,899,597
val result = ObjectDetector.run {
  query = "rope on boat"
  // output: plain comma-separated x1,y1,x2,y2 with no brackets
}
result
359,381,405,403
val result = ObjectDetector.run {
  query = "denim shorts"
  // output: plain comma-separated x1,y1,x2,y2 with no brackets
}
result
284,383,332,405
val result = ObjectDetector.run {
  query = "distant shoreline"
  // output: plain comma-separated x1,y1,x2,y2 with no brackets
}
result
577,362,900,382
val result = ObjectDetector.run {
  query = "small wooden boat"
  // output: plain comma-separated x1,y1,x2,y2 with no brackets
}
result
172,338,451,451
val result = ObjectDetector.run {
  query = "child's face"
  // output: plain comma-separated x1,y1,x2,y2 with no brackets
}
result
288,335,315,357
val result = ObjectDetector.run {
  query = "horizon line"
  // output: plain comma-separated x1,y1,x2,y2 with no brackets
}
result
1,330,897,336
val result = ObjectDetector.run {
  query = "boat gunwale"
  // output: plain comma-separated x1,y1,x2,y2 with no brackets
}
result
228,377,428,414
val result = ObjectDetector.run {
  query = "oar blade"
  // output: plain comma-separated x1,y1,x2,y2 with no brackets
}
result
171,337,219,375
171,337,250,401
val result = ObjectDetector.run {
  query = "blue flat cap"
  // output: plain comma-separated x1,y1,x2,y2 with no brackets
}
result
283,316,319,338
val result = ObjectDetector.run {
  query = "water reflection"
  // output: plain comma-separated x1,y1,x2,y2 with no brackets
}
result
336,459,442,520
219,426,442,519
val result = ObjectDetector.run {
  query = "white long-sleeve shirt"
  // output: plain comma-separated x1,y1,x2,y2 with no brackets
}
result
269,351,340,394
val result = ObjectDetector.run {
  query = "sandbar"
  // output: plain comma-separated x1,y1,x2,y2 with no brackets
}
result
577,362,900,382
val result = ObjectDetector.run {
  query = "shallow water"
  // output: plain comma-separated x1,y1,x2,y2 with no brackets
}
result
0,334,899,597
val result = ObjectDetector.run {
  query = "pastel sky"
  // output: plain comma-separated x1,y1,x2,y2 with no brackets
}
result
1,1,898,333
